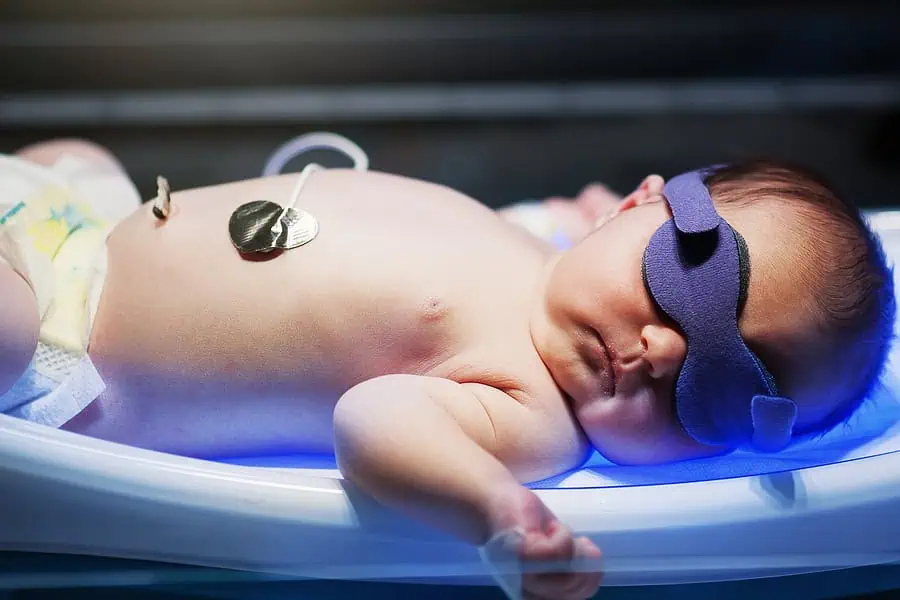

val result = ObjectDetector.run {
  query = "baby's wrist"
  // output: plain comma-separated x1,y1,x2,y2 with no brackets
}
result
482,480,544,540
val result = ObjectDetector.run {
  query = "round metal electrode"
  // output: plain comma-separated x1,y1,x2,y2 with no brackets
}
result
229,154,332,256
229,200,319,254
275,206,319,250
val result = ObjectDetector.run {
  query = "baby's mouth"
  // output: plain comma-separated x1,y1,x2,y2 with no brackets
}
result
592,332,617,397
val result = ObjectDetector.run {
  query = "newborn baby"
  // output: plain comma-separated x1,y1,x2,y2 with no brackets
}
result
1,135,894,600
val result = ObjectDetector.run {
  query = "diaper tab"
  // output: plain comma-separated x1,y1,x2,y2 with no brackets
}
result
7,354,105,428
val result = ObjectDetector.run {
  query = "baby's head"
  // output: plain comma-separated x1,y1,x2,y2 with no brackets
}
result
531,160,896,465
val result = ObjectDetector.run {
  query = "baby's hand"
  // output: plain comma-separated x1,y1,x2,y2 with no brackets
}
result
499,174,665,247
484,485,603,600
545,182,624,224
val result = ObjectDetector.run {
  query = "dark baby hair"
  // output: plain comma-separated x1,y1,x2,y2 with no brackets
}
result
704,159,896,435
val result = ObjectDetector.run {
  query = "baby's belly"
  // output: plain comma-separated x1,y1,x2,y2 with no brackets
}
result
79,202,454,456
89,175,456,383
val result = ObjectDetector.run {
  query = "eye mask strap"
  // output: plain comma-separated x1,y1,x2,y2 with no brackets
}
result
752,395,798,452
662,171,721,234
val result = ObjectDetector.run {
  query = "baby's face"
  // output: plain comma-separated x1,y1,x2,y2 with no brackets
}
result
531,193,865,465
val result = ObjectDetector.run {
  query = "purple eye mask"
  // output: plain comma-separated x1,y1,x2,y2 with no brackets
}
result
642,170,798,452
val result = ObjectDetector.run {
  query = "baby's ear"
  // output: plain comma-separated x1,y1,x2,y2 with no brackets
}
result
596,175,666,227
622,175,665,208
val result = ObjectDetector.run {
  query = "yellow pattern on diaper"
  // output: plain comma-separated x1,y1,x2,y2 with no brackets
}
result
13,185,110,353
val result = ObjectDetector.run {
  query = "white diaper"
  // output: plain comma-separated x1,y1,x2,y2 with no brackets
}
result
0,153,141,427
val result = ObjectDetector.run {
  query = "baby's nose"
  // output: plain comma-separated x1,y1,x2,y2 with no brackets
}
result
639,324,687,380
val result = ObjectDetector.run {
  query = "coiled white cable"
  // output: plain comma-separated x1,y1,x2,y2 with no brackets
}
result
262,132,370,177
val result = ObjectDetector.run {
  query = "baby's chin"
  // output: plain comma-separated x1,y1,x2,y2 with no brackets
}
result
547,363,598,410
561,367,616,410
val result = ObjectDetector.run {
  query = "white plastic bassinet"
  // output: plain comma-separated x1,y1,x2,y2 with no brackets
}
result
3,211,900,589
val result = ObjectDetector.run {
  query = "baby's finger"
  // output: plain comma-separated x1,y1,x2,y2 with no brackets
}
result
571,537,605,596
571,571,604,599
522,571,571,596
560,571,603,600
573,536,603,564
520,536,602,600
523,572,599,600
523,521,575,562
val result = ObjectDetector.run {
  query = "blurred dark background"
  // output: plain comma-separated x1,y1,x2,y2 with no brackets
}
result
2,1,899,208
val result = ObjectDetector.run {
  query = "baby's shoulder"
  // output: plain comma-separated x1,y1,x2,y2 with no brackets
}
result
492,377,590,476
442,347,587,465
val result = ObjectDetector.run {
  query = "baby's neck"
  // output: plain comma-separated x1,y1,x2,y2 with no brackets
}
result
527,251,564,362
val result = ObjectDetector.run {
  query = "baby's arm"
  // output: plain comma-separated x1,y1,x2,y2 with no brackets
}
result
0,261,39,394
334,374,602,599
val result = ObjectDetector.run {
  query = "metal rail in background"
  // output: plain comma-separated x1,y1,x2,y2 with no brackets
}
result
2,80,899,127
0,9,885,46
1,8,897,92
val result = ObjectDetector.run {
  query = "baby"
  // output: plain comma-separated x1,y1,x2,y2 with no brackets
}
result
1,135,895,600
